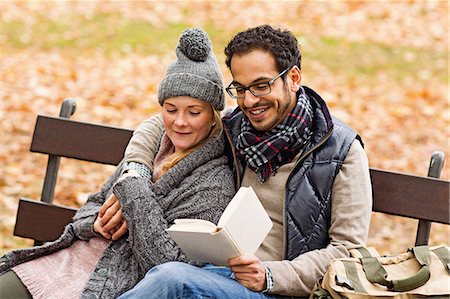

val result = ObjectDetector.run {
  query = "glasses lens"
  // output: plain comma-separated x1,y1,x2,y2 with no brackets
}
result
226,87,237,98
249,83,271,97
227,87,245,99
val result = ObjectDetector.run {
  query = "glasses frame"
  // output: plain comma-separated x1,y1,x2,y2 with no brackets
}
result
226,67,291,99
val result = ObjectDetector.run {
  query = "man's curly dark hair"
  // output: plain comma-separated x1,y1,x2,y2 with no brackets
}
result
224,25,301,77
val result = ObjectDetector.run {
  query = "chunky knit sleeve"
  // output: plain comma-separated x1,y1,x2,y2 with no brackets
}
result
113,167,234,272
71,162,126,240
112,177,186,268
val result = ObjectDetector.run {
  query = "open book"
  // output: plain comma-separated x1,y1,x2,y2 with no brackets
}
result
166,186,273,266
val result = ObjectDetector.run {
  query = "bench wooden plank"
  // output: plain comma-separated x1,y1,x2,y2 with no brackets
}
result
371,168,450,224
31,116,133,165
14,198,77,242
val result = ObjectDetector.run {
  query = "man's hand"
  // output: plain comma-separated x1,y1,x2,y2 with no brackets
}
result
228,255,266,292
94,193,128,240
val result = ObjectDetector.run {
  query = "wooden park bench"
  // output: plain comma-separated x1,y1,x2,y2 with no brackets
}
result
13,99,450,247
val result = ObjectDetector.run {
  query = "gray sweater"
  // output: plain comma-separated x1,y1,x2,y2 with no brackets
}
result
0,134,235,298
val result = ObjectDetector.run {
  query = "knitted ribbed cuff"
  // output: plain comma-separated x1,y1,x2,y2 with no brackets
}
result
113,176,149,207
123,162,151,179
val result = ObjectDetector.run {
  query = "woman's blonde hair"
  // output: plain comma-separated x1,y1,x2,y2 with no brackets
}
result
154,108,223,180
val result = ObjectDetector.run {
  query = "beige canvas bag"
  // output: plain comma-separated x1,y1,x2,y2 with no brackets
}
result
310,246,450,299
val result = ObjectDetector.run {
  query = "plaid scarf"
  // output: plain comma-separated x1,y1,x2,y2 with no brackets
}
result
236,88,314,182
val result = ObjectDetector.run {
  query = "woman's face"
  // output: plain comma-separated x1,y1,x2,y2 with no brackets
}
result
162,96,215,152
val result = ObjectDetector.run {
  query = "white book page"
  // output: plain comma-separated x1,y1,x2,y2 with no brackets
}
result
167,227,242,265
167,219,217,233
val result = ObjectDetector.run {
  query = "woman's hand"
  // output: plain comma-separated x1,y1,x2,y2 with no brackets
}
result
94,193,128,240
228,255,267,292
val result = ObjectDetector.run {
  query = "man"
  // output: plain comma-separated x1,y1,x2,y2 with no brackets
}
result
118,25,372,298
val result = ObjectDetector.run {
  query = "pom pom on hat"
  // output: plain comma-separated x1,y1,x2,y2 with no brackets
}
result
178,28,211,62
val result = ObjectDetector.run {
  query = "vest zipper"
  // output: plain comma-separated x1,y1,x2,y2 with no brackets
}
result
282,127,334,259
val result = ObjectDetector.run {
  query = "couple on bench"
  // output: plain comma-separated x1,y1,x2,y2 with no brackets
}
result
0,25,371,299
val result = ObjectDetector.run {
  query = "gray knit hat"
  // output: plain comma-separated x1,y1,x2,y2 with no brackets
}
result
158,28,225,111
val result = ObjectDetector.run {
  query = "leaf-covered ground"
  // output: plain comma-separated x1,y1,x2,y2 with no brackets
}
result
1,1,448,255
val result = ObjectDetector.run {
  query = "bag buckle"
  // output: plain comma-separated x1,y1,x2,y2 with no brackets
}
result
335,275,354,290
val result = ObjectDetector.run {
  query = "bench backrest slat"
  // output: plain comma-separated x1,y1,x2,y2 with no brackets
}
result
31,115,133,165
14,198,77,242
370,169,449,224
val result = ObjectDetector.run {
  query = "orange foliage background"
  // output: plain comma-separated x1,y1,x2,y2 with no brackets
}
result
0,1,448,254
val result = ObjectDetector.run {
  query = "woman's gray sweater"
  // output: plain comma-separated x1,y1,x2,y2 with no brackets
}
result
0,134,235,298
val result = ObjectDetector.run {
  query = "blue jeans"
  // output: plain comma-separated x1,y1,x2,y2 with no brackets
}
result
118,262,295,299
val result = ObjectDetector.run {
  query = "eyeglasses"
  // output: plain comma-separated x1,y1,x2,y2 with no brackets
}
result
226,67,291,99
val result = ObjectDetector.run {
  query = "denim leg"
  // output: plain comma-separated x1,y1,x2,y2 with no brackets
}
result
118,261,291,299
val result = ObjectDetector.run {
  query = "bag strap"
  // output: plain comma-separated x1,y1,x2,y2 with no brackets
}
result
432,246,450,274
310,287,333,299
341,261,367,293
350,247,380,258
355,247,373,258
361,246,431,292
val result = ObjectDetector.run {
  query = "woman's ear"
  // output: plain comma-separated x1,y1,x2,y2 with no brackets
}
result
289,66,302,92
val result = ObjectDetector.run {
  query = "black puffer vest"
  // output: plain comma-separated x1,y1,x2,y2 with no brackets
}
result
223,86,361,260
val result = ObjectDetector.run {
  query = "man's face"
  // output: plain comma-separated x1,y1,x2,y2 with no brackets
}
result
230,50,299,132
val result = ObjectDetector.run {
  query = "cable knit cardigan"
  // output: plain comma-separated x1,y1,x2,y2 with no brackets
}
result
0,134,235,299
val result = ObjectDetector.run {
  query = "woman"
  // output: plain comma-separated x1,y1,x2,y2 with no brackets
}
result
0,28,235,299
